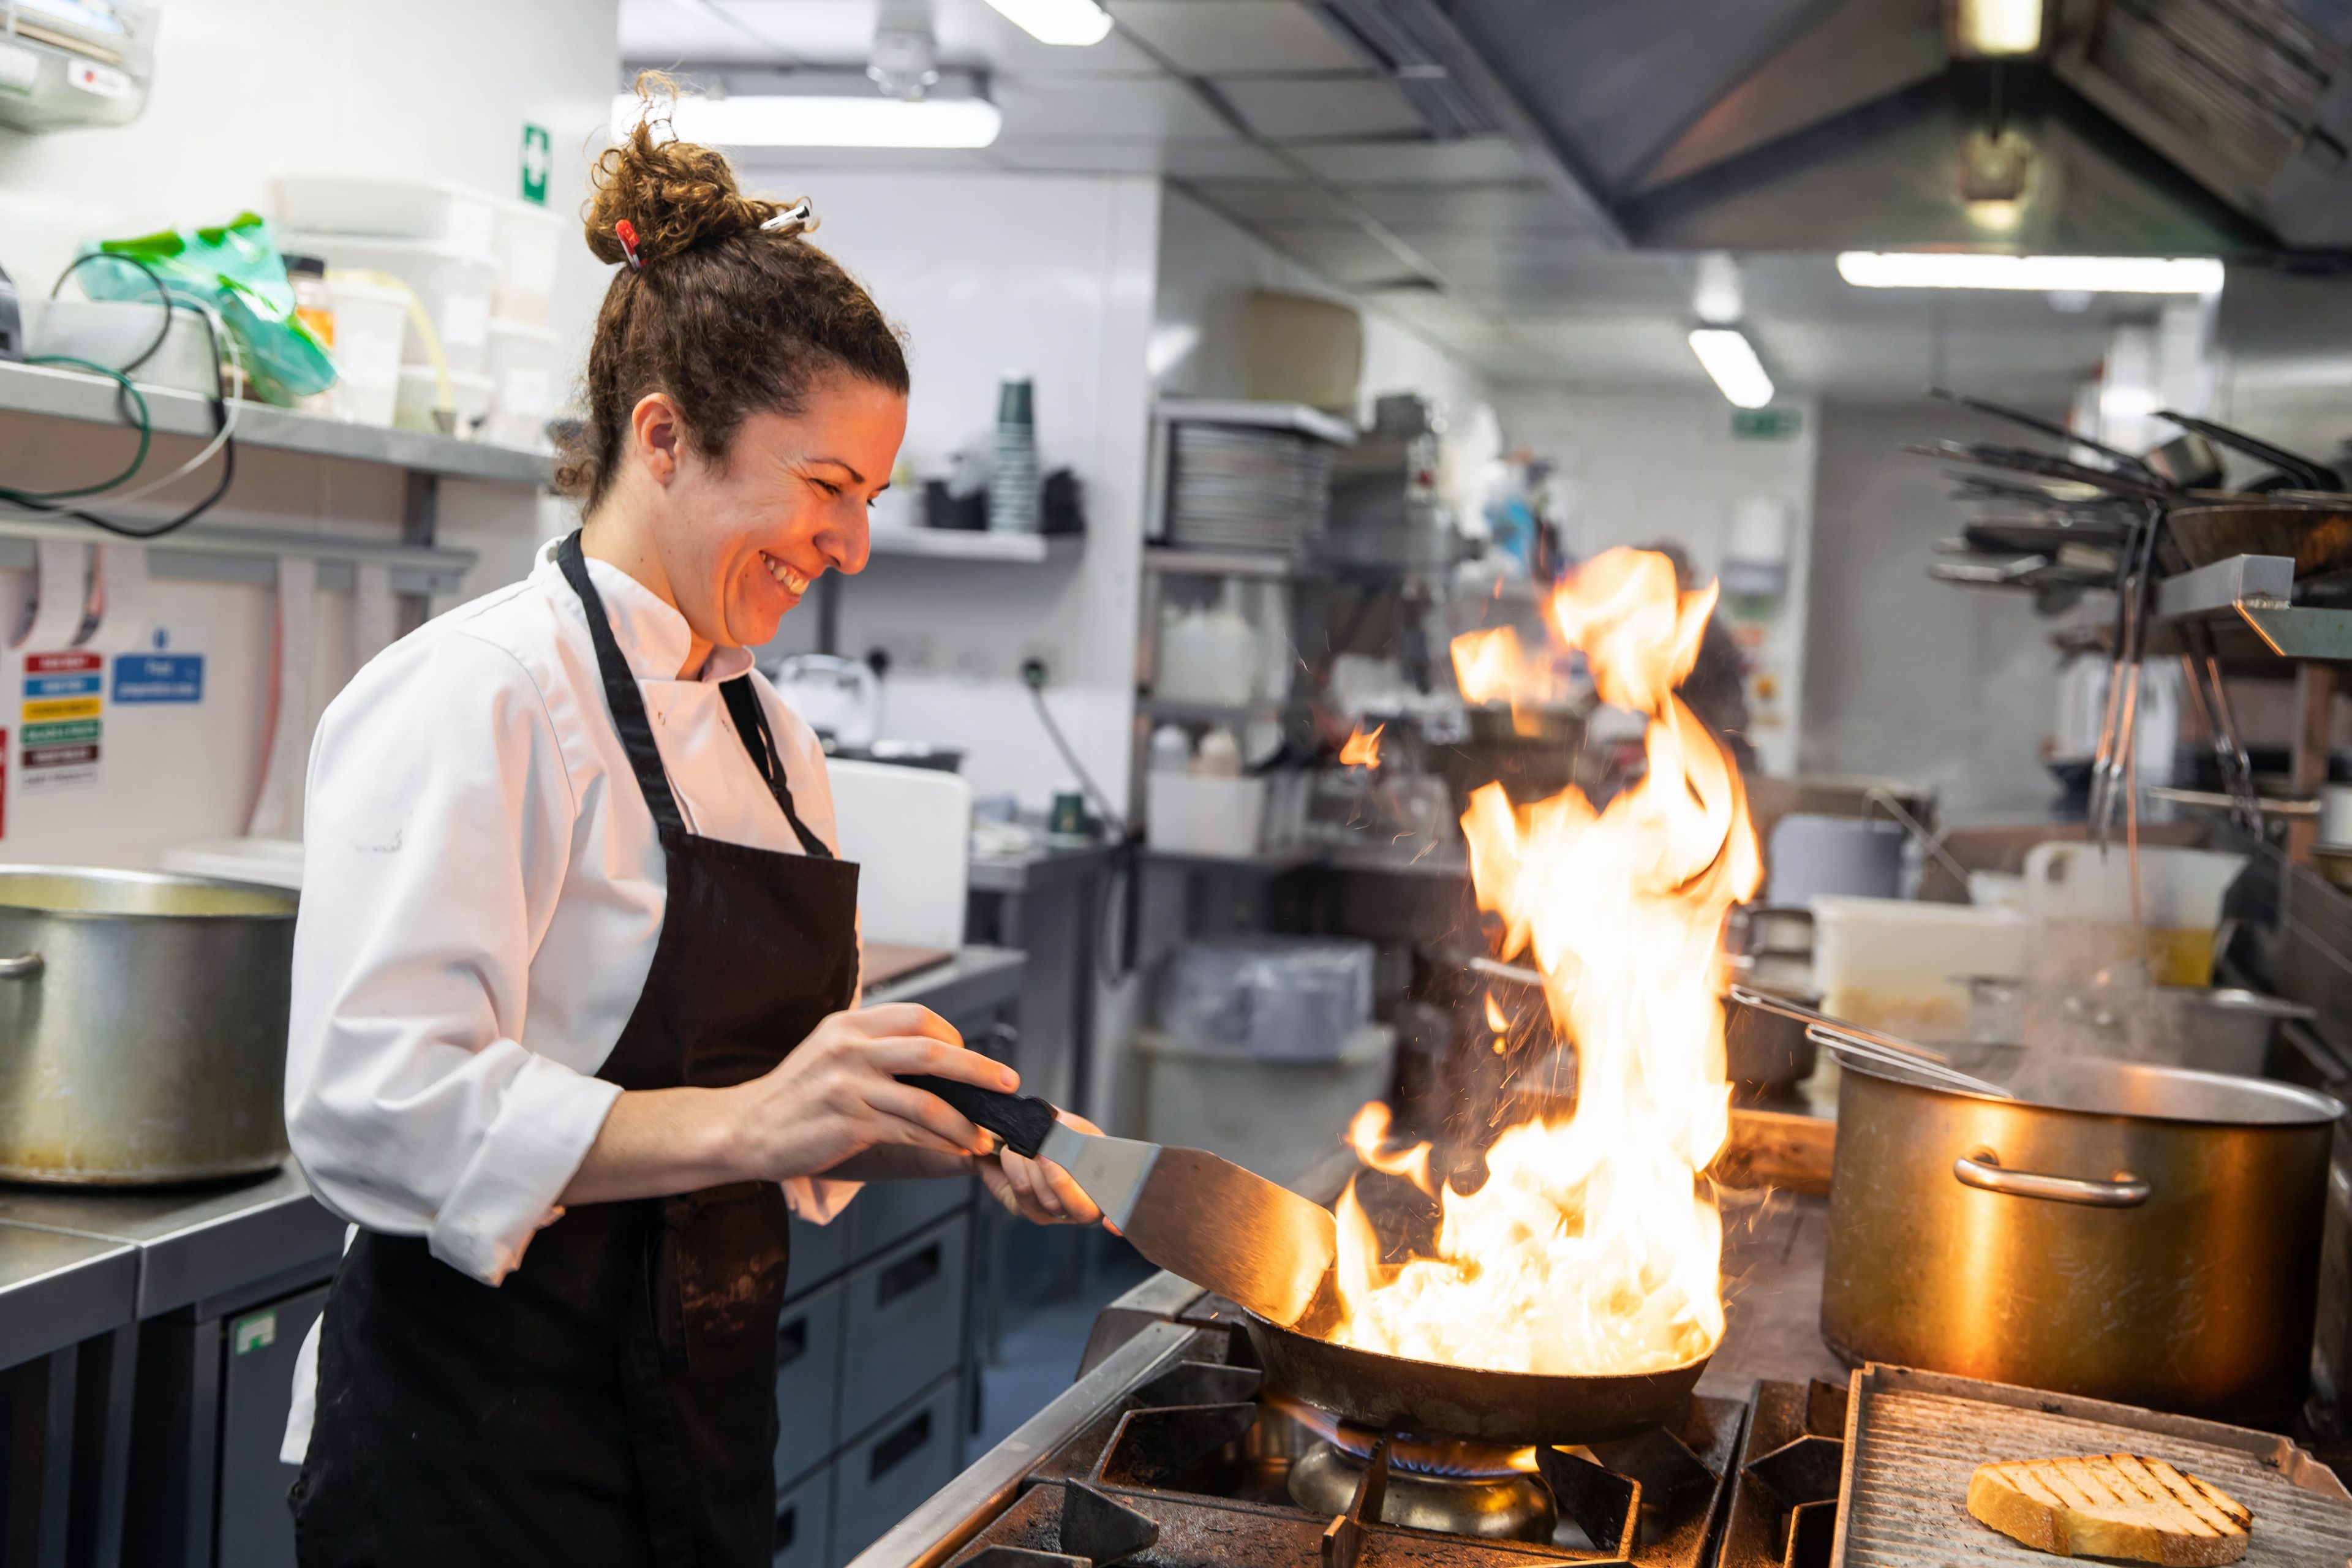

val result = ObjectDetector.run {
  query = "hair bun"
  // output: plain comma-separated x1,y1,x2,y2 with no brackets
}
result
586,72,797,268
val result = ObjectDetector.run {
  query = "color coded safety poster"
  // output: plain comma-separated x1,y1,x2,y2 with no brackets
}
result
21,651,102,794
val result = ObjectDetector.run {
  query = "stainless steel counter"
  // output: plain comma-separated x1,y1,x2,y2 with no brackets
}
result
868,943,1027,1019
0,1164,344,1321
0,1225,140,1372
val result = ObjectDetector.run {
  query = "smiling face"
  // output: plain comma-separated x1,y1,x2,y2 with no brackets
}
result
601,371,908,658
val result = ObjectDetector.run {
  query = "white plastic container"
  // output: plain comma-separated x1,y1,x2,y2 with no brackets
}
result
1811,895,2029,1041
492,198,565,326
483,318,562,448
318,276,409,428
394,366,494,437
1145,774,1266,859
275,175,497,255
23,296,219,394
2021,843,2247,987
283,232,496,373
1134,1022,1395,1186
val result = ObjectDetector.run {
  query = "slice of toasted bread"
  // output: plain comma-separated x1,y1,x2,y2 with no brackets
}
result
1967,1453,2252,1564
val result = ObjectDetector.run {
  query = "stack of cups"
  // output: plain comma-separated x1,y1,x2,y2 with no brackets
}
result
990,372,1039,534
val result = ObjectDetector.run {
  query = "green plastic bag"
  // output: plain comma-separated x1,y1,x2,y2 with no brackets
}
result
77,212,336,405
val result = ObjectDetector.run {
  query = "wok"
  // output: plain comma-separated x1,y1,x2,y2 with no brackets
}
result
1241,1308,1710,1446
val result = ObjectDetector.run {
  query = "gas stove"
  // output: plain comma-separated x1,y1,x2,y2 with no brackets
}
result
858,1276,1782,1568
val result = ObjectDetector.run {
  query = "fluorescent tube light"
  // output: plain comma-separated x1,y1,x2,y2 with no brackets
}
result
1951,0,2043,56
1836,252,2223,295
982,0,1113,45
1688,328,1774,409
610,91,1002,149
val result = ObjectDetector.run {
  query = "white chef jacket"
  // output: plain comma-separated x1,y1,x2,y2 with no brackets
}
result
282,537,861,1461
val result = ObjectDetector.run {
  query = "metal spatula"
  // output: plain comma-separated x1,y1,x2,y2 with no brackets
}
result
900,1074,1337,1326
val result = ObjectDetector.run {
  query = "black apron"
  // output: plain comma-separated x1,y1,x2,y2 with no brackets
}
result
292,530,860,1567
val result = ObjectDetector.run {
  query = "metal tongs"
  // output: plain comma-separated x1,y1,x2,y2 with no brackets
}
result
1727,986,2016,1099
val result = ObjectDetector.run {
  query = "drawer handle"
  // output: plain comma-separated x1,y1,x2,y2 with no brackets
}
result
876,1243,941,1306
869,1409,932,1481
774,1504,796,1554
778,1317,808,1365
1954,1152,2150,1208
0,953,41,981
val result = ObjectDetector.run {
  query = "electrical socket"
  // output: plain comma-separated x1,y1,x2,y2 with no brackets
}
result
1020,644,1060,687
865,629,935,676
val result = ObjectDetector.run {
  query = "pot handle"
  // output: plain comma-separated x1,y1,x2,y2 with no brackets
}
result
1953,1151,2149,1208
0,953,39,981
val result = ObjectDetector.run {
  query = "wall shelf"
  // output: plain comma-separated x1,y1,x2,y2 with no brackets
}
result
864,530,1080,564
0,360,551,487
2156,552,2352,662
1136,695,1300,725
0,514,478,597
1141,547,1315,580
1153,396,1357,448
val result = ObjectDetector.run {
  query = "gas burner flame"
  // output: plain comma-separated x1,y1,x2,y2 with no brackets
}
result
1340,723,1384,768
1330,548,1760,1379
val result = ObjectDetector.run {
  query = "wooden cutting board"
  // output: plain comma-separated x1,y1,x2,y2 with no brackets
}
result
864,941,956,989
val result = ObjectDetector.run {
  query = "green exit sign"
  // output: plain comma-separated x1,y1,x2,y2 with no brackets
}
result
1732,406,1803,441
520,123,551,205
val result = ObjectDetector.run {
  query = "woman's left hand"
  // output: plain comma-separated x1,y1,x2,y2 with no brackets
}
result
979,1110,1109,1228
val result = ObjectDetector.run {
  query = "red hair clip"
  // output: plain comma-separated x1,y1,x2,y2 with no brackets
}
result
614,219,644,271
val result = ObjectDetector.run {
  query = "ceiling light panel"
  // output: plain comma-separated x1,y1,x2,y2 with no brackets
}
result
611,89,1003,148
1836,252,2225,293
1688,327,1776,408
1105,0,1367,73
1948,0,2045,56
982,0,1113,46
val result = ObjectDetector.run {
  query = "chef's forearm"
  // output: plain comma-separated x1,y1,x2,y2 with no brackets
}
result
559,1087,743,1205
815,1147,975,1182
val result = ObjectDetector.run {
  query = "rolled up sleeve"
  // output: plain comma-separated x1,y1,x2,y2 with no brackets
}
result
285,631,617,1285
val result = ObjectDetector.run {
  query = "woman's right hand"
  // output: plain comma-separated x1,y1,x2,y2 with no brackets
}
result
721,1004,1014,1182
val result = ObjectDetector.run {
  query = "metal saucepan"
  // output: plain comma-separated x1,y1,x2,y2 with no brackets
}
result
1242,1311,1709,1446
0,866,298,1184
1722,981,1820,1091
1822,1052,2339,1425
2154,410,2343,492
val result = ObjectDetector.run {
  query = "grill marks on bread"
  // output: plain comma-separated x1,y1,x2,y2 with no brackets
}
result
1967,1453,2253,1564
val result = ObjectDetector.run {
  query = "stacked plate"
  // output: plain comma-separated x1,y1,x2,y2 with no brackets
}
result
1167,423,1332,552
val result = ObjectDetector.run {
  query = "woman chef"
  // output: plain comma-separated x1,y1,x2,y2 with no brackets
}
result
281,96,1102,1566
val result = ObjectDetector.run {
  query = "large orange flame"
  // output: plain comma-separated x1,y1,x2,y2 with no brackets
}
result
1332,547,1760,1377
1340,724,1384,768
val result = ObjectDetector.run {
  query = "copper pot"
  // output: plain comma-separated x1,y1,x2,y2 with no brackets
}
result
1821,1054,2339,1425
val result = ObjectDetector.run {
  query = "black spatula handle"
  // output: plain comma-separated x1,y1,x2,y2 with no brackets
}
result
897,1075,1058,1158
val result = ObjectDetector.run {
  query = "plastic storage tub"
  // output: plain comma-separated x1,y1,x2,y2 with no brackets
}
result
1158,937,1374,1061
1811,895,2028,1041
1145,774,1266,858
284,232,496,373
318,276,410,427
2021,842,2247,987
492,198,565,326
483,318,562,448
1134,1023,1395,1187
276,175,497,254
394,366,494,436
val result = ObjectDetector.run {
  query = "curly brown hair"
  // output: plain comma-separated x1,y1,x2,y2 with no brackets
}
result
557,74,910,510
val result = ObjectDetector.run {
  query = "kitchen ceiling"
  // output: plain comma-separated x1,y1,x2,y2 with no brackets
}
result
618,0,2345,407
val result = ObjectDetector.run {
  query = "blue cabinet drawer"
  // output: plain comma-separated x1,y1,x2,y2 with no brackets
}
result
788,1210,851,1299
846,1173,971,1265
774,1278,844,1489
838,1213,967,1443
831,1376,961,1567
772,1460,832,1568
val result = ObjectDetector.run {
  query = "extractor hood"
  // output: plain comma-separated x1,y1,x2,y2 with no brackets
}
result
1368,0,2352,254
